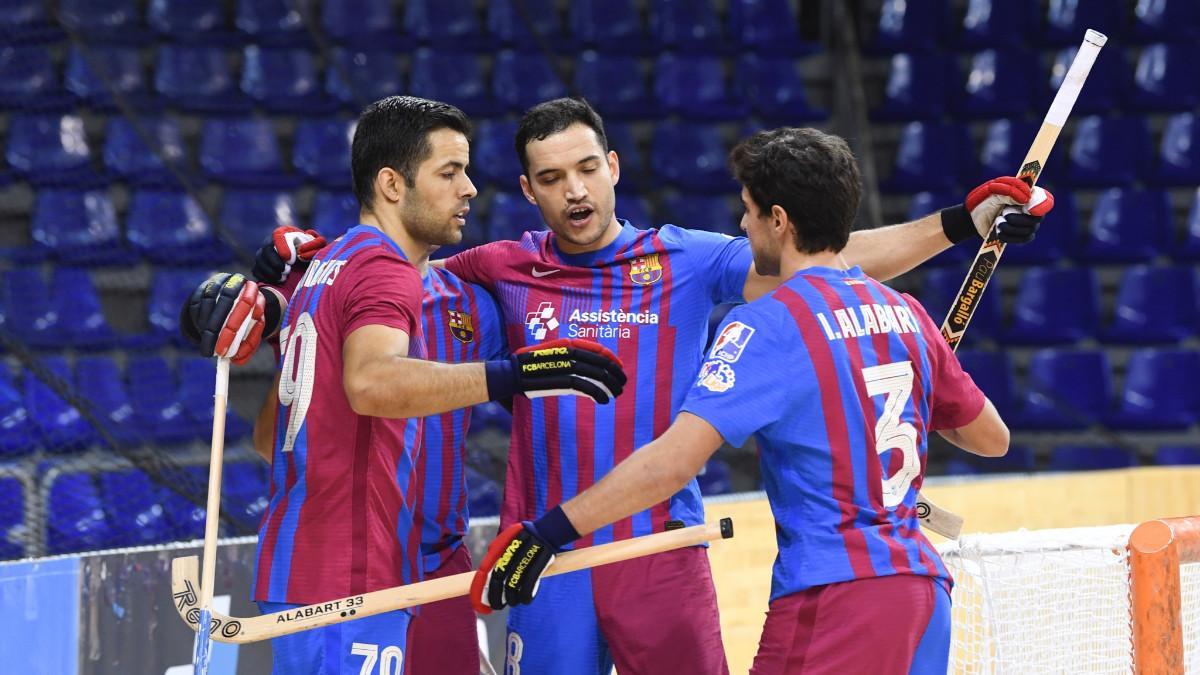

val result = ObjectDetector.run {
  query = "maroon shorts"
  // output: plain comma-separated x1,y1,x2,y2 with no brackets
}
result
407,544,478,675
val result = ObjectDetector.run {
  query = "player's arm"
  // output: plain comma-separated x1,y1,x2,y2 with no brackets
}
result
251,373,280,462
937,398,1009,458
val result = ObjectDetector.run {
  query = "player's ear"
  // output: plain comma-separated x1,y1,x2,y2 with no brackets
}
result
376,167,405,205
519,174,537,205
607,150,620,187
770,204,789,236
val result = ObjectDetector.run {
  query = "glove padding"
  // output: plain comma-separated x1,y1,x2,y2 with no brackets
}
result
180,273,265,365
497,338,628,403
470,522,557,614
964,176,1055,244
251,226,326,284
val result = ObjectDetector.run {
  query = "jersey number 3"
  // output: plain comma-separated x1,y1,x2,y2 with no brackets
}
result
862,361,919,508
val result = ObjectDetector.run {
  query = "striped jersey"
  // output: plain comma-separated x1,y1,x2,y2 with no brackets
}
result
417,266,506,573
680,265,985,601
254,225,427,604
445,221,751,548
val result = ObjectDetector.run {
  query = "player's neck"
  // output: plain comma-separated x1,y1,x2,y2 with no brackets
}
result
554,215,622,255
360,210,430,269
780,248,845,279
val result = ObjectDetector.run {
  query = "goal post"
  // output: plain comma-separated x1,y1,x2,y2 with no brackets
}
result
1129,517,1200,674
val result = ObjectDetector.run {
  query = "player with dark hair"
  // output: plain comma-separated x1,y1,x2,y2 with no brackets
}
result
180,95,626,675
443,97,1051,674
474,126,1013,674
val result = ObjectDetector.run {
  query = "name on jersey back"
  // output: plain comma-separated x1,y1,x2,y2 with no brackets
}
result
815,303,921,342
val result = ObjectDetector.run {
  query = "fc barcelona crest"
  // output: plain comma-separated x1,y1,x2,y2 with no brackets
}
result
629,254,663,286
447,309,474,343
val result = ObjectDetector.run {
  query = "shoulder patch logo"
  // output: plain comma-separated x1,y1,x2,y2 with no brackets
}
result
447,309,474,343
710,321,755,363
697,360,736,393
629,254,663,286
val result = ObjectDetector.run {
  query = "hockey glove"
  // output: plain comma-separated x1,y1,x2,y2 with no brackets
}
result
252,226,326,284
471,505,581,614
484,338,627,404
941,176,1055,245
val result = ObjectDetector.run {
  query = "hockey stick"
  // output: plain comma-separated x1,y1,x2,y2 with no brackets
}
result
172,518,735,644
191,357,231,674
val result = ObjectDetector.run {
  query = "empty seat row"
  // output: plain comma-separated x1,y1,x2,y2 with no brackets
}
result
942,444,1200,476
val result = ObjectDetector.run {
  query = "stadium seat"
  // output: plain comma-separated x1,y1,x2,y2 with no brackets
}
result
241,45,329,113
1003,190,1078,265
47,472,115,553
31,189,135,265
1155,113,1200,186
960,49,1034,119
3,267,58,348
605,122,645,185
1043,0,1123,46
1066,117,1151,188
224,461,269,524
959,0,1038,46
25,358,97,452
616,192,653,229
0,43,73,111
126,189,230,265
52,268,119,349
654,54,747,120
1132,44,1200,111
573,52,655,119
1005,268,1098,344
568,0,647,53
492,51,567,112
404,0,484,46
293,118,354,189
178,358,250,441
1155,446,1200,466
1047,45,1123,115
321,0,401,44
977,119,1041,183
907,192,974,266
6,113,96,186
143,268,212,347
325,49,402,109
650,0,724,53
0,0,58,43
471,120,522,188
728,0,814,55
99,468,175,546
1108,349,1200,429
919,268,1002,337
874,52,951,121
1049,446,1136,472
408,49,497,117
0,367,37,457
465,467,502,517
219,189,298,253
955,350,1017,417
659,193,738,234
697,458,733,495
127,356,197,445
74,356,139,446
312,191,358,238
1133,0,1200,42
486,0,562,49
103,116,187,186
199,117,293,187
486,191,538,242
651,122,734,192
1103,266,1198,343
0,477,25,558
235,0,307,44
471,402,512,433
1079,188,1170,263
59,0,147,43
147,0,228,40
737,55,824,122
1018,349,1111,430
154,45,248,113
946,445,1037,474
1181,190,1200,260
64,45,150,111
872,0,949,52
884,122,973,193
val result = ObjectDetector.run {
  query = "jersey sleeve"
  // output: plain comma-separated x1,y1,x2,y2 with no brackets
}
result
339,251,423,338
679,304,791,447
660,225,752,304
470,283,509,360
905,295,987,431
443,242,503,290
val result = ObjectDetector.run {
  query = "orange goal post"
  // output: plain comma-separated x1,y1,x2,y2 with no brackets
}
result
938,516,1200,673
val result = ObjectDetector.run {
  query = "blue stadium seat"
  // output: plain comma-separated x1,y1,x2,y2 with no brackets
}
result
697,458,733,495
737,55,824,122
568,0,647,53
486,191,538,242
143,268,212,348
573,52,655,119
0,367,37,457
1005,268,1098,344
404,0,483,46
3,267,58,348
1103,266,1198,343
321,0,401,44
47,472,115,553
31,189,134,265
1132,44,1200,112
53,268,118,349
471,120,522,187
293,118,353,189
1047,45,1123,115
1155,446,1200,466
471,402,512,433
885,122,973,193
960,49,1034,119
605,122,644,184
235,0,307,44
220,190,298,254
0,477,25,558
1133,0,1200,42
486,0,562,49
977,119,1040,183
325,49,402,109
872,0,949,52
728,0,814,55
1043,0,1123,46
126,189,230,265
1155,113,1200,186
0,0,59,43
655,54,747,121
1108,349,1200,429
465,467,502,517
874,52,951,121
651,122,734,192
492,51,567,113
59,0,147,43
154,45,248,113
616,192,653,228
6,114,95,186
1049,446,1136,472
127,356,196,445
25,358,97,452
959,0,1038,46
0,43,73,110
1018,349,1110,430
1066,117,1150,187
224,461,268,524
1080,188,1170,263
660,194,737,234
919,268,1002,337
1182,190,1200,261
946,445,1036,475
103,116,187,186
147,0,228,40
1002,191,1078,265
74,356,139,446
64,45,150,111
99,468,175,546
312,191,358,238
241,45,329,113
408,49,497,116
178,358,250,441
908,192,974,266
650,0,724,53
955,350,1017,417
199,117,293,187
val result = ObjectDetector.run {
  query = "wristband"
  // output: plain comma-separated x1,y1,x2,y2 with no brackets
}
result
940,204,979,244
527,505,581,550
485,359,517,401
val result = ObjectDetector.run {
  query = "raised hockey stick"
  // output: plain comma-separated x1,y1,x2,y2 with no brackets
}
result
172,518,734,644
191,357,231,675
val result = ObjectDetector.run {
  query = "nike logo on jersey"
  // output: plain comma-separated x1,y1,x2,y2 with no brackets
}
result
531,267,560,278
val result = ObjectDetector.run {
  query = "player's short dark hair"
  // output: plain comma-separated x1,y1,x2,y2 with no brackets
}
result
514,97,608,175
351,95,472,210
729,127,860,254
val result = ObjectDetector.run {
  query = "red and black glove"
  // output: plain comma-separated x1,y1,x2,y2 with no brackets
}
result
484,338,628,404
471,505,581,614
179,272,283,365
942,176,1055,245
251,226,326,284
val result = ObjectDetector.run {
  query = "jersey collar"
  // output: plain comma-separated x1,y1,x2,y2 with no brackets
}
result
346,224,409,261
551,219,640,267
788,264,865,284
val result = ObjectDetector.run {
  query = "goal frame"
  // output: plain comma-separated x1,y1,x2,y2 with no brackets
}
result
1129,516,1200,674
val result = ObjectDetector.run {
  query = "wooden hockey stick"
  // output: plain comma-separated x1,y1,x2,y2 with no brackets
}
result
191,357,231,675
172,518,734,644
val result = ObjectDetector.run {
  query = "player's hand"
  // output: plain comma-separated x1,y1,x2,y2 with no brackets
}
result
486,338,628,403
942,176,1055,244
251,226,326,284
470,506,581,614
179,272,266,366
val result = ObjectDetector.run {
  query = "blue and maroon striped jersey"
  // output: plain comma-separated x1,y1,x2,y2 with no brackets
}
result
445,221,751,548
681,265,985,600
417,266,506,573
254,225,427,605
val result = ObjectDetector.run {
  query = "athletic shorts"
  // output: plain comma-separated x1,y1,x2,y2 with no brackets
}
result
407,543,478,675
256,600,413,675
749,574,951,675
504,545,728,675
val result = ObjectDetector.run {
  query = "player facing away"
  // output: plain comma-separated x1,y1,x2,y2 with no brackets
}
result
474,127,1013,675
441,97,1051,675
179,96,626,675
